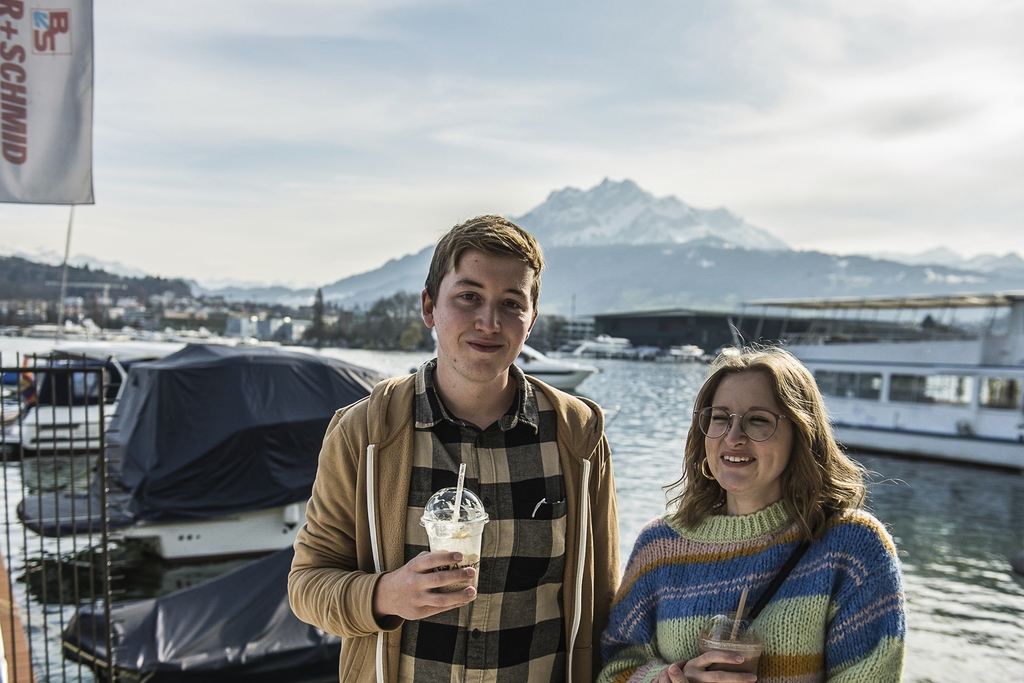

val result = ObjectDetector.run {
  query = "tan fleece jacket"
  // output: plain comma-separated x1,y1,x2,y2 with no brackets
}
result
288,372,619,683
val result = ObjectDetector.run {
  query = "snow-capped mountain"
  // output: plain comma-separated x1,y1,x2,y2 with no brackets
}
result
513,178,789,251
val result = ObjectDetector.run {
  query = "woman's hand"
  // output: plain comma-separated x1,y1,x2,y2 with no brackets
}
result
653,650,757,682
654,660,689,683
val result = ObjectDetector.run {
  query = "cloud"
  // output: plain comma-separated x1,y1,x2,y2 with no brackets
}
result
2,0,1022,283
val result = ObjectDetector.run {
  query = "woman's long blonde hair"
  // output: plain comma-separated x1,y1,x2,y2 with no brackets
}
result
668,346,866,540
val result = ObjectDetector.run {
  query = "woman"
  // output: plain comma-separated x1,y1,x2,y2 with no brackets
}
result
599,347,905,683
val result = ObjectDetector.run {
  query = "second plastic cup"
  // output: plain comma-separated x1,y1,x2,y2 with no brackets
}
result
420,486,489,593
697,614,764,674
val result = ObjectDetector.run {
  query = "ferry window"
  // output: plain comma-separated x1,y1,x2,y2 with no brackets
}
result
923,375,973,404
835,373,858,398
814,371,836,396
889,375,925,402
856,373,882,400
815,370,881,400
890,374,973,405
979,378,1020,409
815,368,880,401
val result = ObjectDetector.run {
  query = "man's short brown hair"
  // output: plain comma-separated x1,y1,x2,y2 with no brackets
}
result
424,215,545,309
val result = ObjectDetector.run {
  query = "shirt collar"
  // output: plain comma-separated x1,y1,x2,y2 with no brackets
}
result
414,358,539,432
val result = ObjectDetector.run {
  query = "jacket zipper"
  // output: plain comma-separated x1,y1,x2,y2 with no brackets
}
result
567,458,591,682
366,444,384,683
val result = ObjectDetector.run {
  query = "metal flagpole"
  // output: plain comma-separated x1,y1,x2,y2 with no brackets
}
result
56,205,76,339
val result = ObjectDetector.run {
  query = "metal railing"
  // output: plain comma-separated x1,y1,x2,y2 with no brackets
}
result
1,353,118,683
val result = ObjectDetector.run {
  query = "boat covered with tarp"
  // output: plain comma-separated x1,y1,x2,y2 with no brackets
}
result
62,547,340,682
19,343,382,536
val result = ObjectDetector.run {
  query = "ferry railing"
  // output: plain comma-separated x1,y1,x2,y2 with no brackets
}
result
735,304,982,347
0,352,119,683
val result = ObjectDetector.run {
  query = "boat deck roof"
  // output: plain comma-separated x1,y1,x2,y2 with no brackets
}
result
744,292,1024,310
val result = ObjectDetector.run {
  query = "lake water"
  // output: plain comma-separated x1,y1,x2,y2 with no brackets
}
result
3,339,1024,681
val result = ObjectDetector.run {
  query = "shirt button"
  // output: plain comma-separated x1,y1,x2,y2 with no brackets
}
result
483,498,492,507
471,629,482,639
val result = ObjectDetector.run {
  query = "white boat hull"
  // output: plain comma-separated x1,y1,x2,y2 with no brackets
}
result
121,502,305,561
9,405,110,454
522,368,596,392
833,424,1024,470
516,344,597,392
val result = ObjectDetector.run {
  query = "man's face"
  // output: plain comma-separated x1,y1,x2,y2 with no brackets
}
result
422,248,538,389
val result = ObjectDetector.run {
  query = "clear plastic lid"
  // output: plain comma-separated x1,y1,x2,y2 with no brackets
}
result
697,613,762,648
420,487,489,525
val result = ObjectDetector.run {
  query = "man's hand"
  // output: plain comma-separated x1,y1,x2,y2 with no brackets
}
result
373,551,478,621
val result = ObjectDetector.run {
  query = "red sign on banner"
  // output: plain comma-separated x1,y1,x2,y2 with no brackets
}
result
32,9,72,55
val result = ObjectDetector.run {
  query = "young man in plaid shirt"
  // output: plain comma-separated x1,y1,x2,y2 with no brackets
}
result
289,215,620,683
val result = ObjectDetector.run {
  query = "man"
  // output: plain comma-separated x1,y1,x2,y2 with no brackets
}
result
289,215,619,683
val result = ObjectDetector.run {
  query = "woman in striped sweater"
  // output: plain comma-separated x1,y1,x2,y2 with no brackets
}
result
599,347,905,683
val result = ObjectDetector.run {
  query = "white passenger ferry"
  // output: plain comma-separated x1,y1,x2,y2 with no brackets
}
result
742,293,1024,469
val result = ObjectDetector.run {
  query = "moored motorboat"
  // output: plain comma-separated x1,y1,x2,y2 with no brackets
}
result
557,334,635,359
666,344,706,362
4,341,183,456
515,343,598,391
62,546,340,682
18,344,383,560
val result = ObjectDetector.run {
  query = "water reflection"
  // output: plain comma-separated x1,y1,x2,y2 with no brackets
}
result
858,455,1024,681
19,454,98,494
22,542,252,606
577,360,700,557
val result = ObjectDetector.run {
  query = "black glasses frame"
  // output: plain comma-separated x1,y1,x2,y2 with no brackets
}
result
693,407,788,442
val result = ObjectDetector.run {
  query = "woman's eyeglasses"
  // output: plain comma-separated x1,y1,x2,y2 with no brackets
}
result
694,407,788,442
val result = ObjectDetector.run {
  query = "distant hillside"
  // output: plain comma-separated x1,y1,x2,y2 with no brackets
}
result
538,241,1024,315
309,239,1024,316
189,282,316,307
304,179,1024,314
865,247,1024,275
320,248,433,308
13,179,1019,315
0,256,192,301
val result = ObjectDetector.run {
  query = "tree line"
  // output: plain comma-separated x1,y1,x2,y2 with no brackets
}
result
304,289,569,352
305,290,432,351
0,256,192,300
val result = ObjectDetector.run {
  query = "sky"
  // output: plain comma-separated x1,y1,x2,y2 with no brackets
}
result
1,0,1022,289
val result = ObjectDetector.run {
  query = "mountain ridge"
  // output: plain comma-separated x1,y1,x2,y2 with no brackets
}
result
6,180,1021,313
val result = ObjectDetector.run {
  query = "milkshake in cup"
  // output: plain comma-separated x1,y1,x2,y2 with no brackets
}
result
420,486,489,592
698,613,764,674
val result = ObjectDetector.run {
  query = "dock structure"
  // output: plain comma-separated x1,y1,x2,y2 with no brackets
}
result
1,550,36,683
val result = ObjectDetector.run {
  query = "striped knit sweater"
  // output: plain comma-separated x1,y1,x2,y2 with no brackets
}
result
599,501,905,683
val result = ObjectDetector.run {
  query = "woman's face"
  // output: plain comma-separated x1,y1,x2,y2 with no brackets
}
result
704,371,794,516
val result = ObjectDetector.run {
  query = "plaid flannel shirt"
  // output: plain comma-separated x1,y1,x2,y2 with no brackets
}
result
398,360,567,683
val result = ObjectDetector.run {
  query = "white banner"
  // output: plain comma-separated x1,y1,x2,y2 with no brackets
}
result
0,0,93,204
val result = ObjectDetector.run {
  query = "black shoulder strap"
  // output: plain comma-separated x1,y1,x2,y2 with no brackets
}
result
746,539,811,621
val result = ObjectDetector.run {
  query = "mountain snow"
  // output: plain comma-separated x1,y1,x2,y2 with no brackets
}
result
512,178,790,251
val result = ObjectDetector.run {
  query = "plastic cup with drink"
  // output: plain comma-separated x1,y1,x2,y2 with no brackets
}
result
419,466,489,593
697,587,763,674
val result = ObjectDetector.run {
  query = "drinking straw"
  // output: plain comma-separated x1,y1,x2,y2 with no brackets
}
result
453,462,467,522
730,586,749,641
